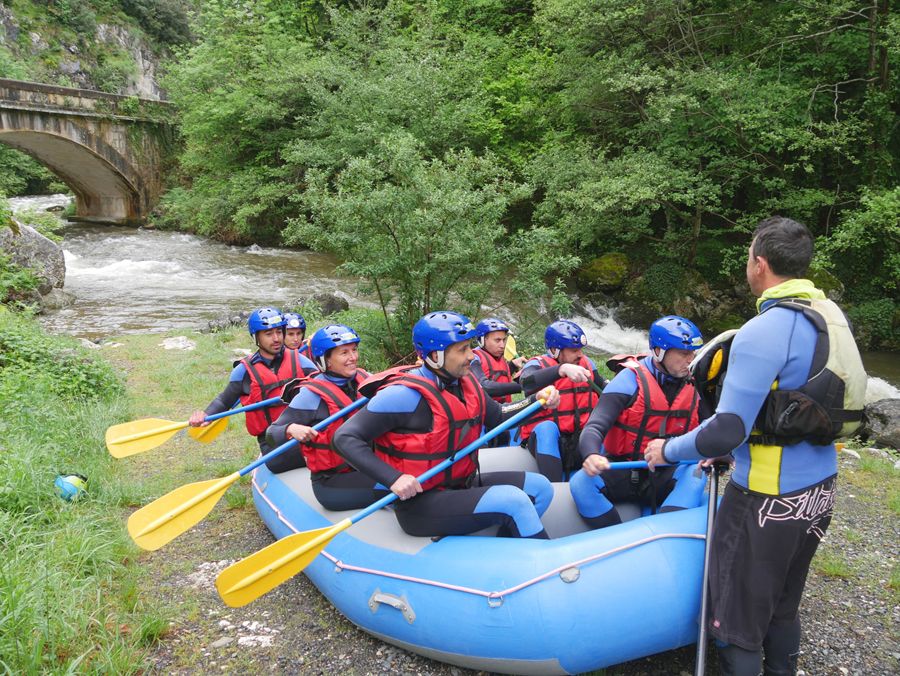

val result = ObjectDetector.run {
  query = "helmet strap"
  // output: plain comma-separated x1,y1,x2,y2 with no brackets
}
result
424,350,445,370
652,346,667,365
477,336,485,348
548,347,560,359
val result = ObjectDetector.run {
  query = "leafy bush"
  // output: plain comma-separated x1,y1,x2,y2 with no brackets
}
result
847,299,899,351
120,0,192,46
15,207,65,242
0,252,40,307
0,308,124,400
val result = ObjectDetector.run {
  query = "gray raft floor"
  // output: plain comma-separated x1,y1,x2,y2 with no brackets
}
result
263,445,642,555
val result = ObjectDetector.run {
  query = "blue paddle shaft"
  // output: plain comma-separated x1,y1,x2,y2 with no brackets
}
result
203,396,283,423
604,460,697,470
239,397,369,477
349,398,546,526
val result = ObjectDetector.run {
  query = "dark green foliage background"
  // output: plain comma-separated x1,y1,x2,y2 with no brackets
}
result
155,1,897,348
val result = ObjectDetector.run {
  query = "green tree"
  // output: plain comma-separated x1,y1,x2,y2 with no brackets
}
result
286,135,531,356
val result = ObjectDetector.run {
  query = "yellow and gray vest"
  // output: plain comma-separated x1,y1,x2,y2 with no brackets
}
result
690,298,867,445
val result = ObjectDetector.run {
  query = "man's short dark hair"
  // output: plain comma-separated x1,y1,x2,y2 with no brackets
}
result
751,216,813,278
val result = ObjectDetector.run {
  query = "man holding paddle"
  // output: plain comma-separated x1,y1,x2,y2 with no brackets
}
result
189,307,317,452
517,320,606,481
333,311,560,539
569,315,707,528
644,217,867,676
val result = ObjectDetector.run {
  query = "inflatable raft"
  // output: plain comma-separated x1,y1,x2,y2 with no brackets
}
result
251,446,710,675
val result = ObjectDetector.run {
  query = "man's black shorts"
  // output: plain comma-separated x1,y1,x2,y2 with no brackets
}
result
709,476,835,650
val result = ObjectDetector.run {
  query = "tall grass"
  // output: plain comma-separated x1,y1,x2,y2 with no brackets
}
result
0,310,165,673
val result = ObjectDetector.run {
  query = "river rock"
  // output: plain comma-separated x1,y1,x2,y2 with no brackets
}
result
159,336,196,351
859,399,900,450
0,222,66,294
288,293,350,317
40,288,75,310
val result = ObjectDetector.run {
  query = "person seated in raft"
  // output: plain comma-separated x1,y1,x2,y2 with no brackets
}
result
471,317,525,447
332,311,560,539
568,315,708,528
189,307,318,454
264,325,390,511
282,312,312,359
517,320,608,481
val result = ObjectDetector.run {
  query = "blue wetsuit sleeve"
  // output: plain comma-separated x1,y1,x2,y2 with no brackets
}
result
204,365,249,415
266,388,326,447
519,363,561,395
665,311,795,461
577,370,638,460
332,390,433,487
471,358,523,398
298,353,319,375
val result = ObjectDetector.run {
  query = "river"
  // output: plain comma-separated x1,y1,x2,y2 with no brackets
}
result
11,194,900,400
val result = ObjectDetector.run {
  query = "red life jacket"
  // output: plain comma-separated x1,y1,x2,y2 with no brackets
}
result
519,354,599,441
296,370,370,474
473,346,513,403
240,348,306,436
602,355,700,460
372,368,487,491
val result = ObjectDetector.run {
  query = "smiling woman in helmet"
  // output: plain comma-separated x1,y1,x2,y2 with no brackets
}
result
265,325,386,511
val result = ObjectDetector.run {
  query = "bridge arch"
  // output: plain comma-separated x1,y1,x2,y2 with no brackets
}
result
0,79,173,225
0,129,141,223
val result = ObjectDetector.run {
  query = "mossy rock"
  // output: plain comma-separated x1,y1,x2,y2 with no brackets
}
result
807,266,845,302
576,253,630,291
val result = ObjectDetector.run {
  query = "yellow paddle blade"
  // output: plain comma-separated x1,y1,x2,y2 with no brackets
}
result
504,334,518,361
217,518,353,608
128,473,239,551
187,415,229,443
106,418,188,458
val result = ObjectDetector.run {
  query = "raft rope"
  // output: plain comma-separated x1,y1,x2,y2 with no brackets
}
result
252,472,705,603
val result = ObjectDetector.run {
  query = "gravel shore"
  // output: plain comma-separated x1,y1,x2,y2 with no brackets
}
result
138,448,898,676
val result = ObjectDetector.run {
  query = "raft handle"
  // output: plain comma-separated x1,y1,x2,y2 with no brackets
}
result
368,589,416,624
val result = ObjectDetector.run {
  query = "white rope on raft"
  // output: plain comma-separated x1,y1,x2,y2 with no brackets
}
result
251,471,705,602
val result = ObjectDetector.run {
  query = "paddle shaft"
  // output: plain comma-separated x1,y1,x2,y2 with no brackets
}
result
238,397,369,478
603,460,697,470
695,463,723,676
345,398,545,527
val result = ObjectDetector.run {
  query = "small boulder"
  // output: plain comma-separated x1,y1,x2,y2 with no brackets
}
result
288,293,350,318
40,288,75,310
859,398,900,450
807,266,844,302
0,222,66,294
159,336,196,351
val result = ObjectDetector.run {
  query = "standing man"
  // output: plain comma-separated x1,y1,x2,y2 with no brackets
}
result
644,217,867,676
265,324,385,511
189,307,318,452
471,317,524,446
518,320,606,481
569,316,707,528
333,311,560,539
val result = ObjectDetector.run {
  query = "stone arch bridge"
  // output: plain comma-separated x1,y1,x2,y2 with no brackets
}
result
0,78,174,225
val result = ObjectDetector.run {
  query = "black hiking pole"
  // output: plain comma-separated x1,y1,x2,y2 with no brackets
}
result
695,461,726,676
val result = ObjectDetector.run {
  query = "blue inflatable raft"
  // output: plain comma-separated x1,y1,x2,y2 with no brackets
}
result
251,446,710,675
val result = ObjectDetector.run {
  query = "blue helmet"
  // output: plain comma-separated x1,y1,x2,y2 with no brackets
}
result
475,317,510,347
413,311,478,369
545,320,587,356
283,312,306,331
649,315,703,361
247,307,286,336
310,324,360,371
